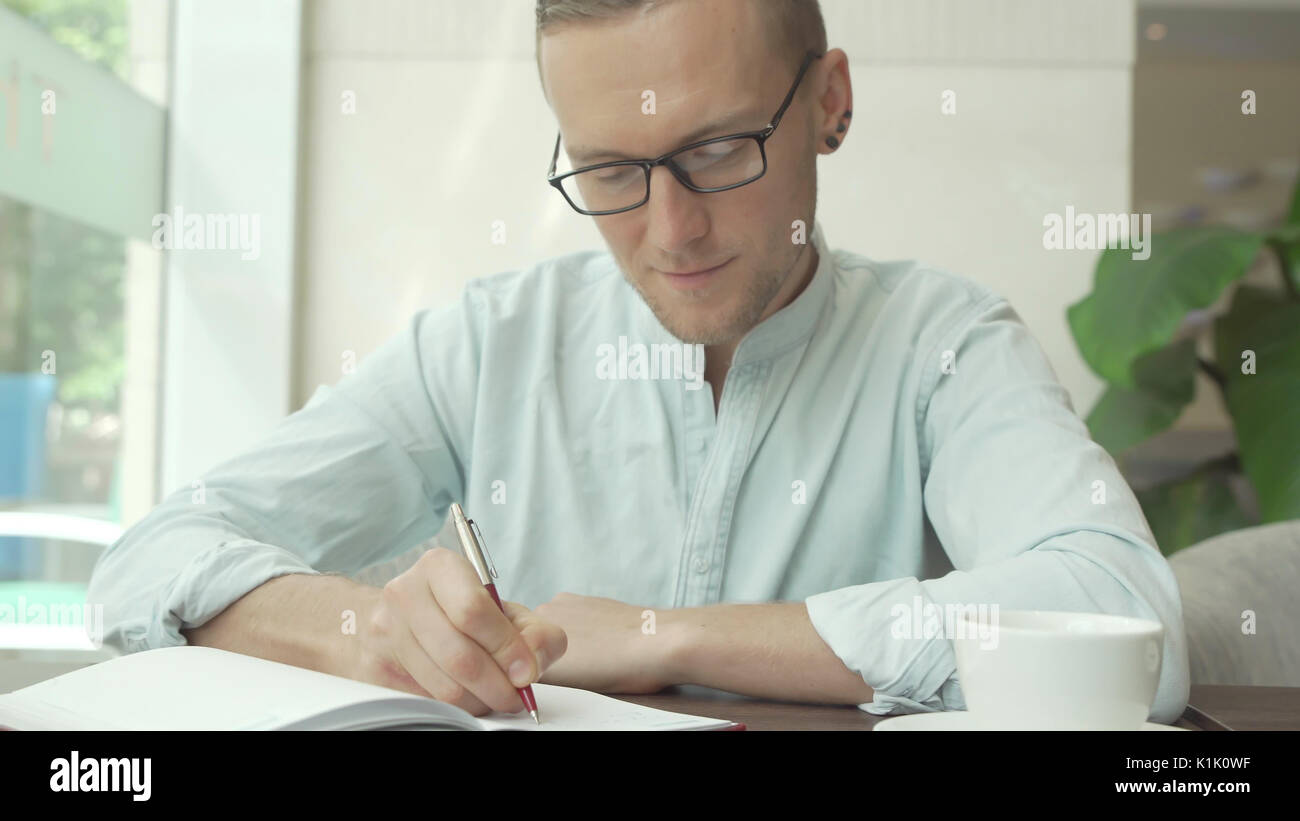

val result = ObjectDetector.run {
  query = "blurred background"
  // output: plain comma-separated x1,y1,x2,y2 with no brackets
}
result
1,0,1298,653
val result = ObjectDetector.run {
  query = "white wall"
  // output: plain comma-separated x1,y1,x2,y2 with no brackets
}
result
295,0,1138,418
296,0,598,402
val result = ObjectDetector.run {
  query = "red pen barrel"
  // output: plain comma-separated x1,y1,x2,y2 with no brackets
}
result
484,582,540,716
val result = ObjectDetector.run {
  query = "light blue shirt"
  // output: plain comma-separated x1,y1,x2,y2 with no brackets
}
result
88,221,1189,721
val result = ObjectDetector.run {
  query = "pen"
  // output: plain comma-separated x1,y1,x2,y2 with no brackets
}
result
449,502,541,724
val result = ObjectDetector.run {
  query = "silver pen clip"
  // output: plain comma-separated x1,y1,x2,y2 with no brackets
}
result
468,517,498,579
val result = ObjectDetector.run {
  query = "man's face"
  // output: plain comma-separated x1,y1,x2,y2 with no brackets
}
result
540,0,819,346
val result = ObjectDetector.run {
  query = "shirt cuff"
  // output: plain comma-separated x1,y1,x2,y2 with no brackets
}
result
857,676,966,715
805,577,965,714
122,538,321,654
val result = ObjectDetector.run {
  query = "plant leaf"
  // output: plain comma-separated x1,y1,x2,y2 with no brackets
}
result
1135,469,1255,556
1085,338,1198,454
1282,168,1300,289
1067,227,1263,389
1289,165,1300,225
1213,285,1300,522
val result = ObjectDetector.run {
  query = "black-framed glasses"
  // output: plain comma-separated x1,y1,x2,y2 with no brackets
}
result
547,50,825,216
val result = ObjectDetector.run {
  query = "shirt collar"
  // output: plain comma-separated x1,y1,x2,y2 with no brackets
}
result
731,220,834,366
629,220,835,364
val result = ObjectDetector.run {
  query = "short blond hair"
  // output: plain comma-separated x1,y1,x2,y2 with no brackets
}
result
535,0,826,81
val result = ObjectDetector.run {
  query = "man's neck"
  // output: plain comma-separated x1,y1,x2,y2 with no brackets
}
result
703,243,819,412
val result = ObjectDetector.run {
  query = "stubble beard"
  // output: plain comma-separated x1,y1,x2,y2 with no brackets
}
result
626,252,792,346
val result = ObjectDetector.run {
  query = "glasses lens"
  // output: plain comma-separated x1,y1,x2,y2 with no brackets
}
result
669,137,764,190
561,164,648,214
555,136,765,214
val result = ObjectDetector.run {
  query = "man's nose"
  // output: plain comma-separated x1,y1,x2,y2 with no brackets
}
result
644,164,709,254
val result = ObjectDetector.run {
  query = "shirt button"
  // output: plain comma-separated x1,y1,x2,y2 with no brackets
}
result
695,439,707,453
692,556,709,574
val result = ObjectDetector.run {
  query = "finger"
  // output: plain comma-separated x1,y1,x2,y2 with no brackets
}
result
391,621,492,715
425,548,541,691
502,601,568,673
379,560,499,714
416,576,528,714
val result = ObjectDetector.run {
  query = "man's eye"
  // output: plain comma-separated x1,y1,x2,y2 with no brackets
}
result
591,166,638,183
699,141,740,157
681,140,743,166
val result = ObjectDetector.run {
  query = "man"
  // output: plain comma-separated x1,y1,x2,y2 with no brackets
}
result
88,0,1189,722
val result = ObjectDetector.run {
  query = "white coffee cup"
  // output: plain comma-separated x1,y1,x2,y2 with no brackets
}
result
952,609,1164,730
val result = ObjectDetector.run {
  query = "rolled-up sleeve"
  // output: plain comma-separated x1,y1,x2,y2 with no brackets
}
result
805,296,1190,723
88,294,483,654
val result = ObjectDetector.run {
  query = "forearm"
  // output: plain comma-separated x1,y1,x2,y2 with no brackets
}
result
663,601,874,704
181,573,381,679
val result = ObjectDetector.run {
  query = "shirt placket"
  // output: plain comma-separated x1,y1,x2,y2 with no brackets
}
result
674,361,766,607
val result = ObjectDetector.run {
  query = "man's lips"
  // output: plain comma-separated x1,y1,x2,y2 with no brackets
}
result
656,257,735,290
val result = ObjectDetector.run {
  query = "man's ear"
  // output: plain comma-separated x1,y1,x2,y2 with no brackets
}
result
814,48,853,155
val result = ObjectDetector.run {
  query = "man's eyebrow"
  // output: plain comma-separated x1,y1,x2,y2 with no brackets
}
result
566,108,764,165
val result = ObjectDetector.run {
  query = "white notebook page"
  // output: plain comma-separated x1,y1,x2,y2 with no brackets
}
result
0,646,736,731
481,683,733,731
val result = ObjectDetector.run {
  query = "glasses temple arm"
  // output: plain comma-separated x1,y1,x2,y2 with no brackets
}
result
766,51,824,133
548,131,562,177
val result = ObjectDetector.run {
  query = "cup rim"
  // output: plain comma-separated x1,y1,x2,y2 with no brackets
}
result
954,609,1163,637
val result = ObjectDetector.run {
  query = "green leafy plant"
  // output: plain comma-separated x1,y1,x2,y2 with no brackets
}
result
0,0,128,79
0,199,125,409
0,0,129,406
0,199,34,373
1068,175,1300,555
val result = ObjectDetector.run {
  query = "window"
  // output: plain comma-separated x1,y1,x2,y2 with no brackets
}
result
0,0,167,650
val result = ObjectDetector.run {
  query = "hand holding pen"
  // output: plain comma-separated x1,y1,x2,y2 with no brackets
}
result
450,502,543,723
348,504,565,720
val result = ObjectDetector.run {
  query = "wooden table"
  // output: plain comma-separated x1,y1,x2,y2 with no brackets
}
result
615,683,1300,730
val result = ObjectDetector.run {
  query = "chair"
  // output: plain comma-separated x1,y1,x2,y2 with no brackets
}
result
1169,519,1300,686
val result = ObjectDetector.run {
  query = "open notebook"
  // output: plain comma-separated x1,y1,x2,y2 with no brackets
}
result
0,645,743,731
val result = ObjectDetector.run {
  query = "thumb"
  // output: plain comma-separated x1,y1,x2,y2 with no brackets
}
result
502,600,567,674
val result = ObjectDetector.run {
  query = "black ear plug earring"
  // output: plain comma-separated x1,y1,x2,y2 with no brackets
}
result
826,109,851,149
